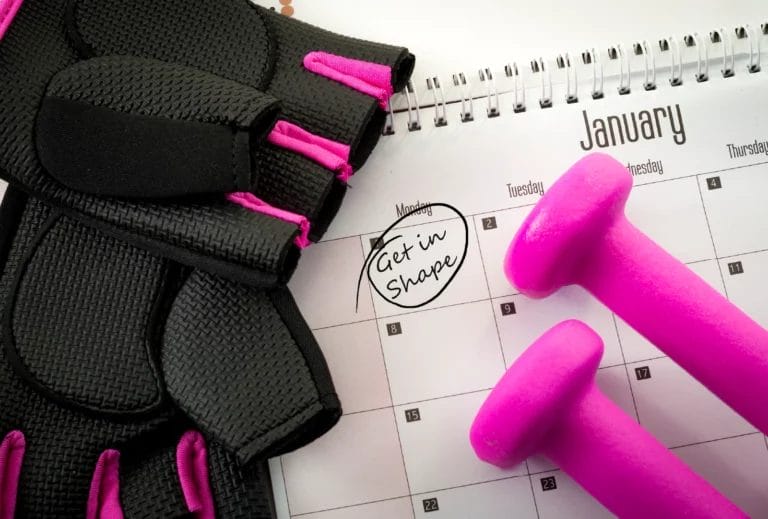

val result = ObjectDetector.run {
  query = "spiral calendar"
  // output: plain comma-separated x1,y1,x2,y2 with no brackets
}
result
267,11,768,519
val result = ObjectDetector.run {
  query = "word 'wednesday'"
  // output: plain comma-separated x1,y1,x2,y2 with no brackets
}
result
579,104,686,151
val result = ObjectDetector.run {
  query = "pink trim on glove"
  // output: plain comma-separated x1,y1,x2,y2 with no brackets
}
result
87,450,123,519
0,431,24,519
268,120,353,182
303,51,394,109
176,431,215,519
227,192,311,248
0,0,23,41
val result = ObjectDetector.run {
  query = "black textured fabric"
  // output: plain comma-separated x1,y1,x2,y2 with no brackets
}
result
120,436,190,518
8,212,166,414
120,438,278,519
254,144,346,240
46,56,278,126
207,443,277,519
70,0,414,165
164,272,340,462
0,193,172,517
38,56,281,197
37,97,256,198
0,190,338,517
0,0,297,283
0,0,413,277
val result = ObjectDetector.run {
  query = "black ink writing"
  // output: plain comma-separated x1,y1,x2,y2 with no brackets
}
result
356,203,469,310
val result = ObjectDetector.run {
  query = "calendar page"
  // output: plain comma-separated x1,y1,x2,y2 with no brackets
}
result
267,67,768,518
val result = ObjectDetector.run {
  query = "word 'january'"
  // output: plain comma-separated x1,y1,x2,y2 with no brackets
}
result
579,104,686,151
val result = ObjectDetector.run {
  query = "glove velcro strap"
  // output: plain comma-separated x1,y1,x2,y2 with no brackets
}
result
162,271,341,464
37,56,281,198
5,209,169,416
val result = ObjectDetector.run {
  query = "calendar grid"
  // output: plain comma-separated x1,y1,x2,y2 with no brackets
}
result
357,236,418,519
522,431,766,477
695,174,730,299
610,313,642,423
664,431,763,453
525,463,543,519
279,457,293,517
471,207,542,518
332,355,663,415
290,495,414,518
469,217,510,368
282,156,768,517
312,159,768,250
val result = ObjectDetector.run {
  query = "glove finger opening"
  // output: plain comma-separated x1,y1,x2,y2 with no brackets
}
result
261,7,412,169
162,272,341,465
87,449,122,519
0,430,25,519
206,444,276,519
268,121,352,182
257,122,351,241
120,428,275,518
119,427,191,519
254,144,347,243
301,49,415,107
227,193,311,249
303,51,395,110
176,430,215,519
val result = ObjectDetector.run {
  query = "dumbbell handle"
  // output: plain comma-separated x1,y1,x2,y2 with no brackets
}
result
579,216,768,434
544,383,746,518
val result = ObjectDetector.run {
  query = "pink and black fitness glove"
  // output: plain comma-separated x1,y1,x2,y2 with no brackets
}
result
0,192,337,518
0,0,414,516
1,0,413,266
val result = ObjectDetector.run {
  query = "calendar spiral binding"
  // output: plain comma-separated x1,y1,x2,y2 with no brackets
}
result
383,22,768,135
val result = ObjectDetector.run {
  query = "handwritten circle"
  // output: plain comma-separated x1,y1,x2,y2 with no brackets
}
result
357,203,469,309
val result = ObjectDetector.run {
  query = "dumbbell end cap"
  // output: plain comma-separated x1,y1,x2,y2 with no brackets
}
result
505,153,633,297
470,320,603,467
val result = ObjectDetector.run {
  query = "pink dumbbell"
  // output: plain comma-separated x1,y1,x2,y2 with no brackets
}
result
505,152,768,435
470,320,745,518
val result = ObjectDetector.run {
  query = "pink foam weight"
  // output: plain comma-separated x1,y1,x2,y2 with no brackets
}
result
470,320,746,518
506,152,768,435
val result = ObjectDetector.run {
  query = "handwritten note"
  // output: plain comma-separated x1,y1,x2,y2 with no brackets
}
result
358,204,468,309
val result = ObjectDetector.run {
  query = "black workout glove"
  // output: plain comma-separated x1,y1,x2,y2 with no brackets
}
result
0,187,340,518
0,0,415,516
0,0,414,276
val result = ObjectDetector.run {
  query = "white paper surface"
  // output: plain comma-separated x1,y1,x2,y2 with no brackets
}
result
268,17,768,518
